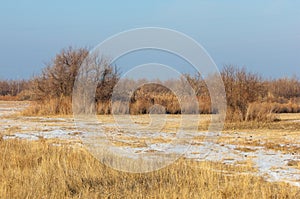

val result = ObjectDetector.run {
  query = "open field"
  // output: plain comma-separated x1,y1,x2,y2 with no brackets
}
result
1,139,300,198
1,101,300,198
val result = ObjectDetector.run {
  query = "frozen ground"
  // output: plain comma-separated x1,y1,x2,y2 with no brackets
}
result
0,101,300,187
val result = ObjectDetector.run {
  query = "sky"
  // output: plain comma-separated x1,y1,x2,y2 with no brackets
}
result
0,0,299,80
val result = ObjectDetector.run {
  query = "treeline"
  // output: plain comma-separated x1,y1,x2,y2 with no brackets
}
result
219,67,300,121
1,47,300,121
0,79,31,100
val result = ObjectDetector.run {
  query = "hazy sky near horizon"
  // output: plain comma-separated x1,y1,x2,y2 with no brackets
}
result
0,0,299,79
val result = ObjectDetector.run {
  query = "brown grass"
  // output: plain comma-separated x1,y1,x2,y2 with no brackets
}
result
22,97,72,116
287,160,300,169
0,139,299,198
0,95,19,101
234,147,257,153
245,102,278,122
22,96,282,124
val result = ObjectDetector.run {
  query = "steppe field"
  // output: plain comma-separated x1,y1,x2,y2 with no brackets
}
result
0,101,299,198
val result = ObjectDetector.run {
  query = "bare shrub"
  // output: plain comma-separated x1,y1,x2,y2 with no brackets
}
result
267,77,300,99
28,47,88,114
33,47,89,101
221,65,267,121
0,79,31,100
27,47,120,115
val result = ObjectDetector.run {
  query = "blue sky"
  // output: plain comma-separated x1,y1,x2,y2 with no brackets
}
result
0,0,299,79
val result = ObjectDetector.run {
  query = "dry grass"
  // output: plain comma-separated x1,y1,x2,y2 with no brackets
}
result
0,139,299,199
0,95,19,101
21,97,72,116
234,147,257,153
2,101,300,197
223,113,300,132
245,102,279,122
287,160,300,169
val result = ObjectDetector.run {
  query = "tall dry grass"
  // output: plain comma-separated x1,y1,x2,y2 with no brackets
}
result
0,139,299,198
22,97,72,116
245,102,277,122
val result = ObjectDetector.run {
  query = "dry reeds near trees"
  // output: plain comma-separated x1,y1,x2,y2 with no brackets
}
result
22,47,88,115
1,46,300,122
28,47,121,115
245,102,277,122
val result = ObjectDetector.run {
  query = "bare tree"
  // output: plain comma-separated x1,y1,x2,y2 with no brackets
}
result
33,47,89,100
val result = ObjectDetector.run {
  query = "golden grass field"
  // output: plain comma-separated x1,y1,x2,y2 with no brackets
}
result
0,139,299,199
0,101,300,198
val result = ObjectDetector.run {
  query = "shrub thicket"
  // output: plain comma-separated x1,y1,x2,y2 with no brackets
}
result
1,47,300,121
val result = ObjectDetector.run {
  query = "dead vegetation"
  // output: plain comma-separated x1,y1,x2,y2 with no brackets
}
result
0,46,300,122
287,160,300,169
0,102,300,198
0,139,299,198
